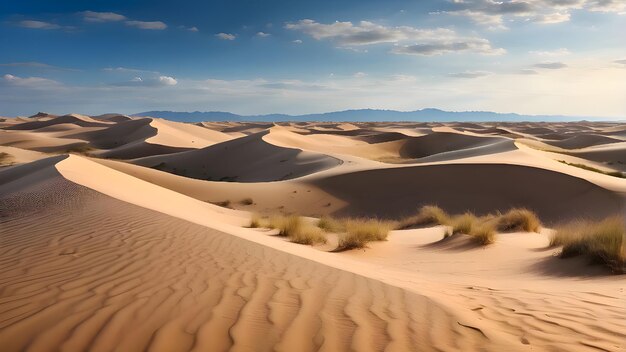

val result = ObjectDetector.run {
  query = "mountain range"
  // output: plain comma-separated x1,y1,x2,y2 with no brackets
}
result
131,108,614,122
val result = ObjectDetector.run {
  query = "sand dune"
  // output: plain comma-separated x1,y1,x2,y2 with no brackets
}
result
1,119,625,352
543,133,623,149
312,163,623,222
4,114,111,130
133,130,342,182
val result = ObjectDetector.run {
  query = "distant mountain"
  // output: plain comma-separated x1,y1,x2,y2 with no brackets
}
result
131,109,607,122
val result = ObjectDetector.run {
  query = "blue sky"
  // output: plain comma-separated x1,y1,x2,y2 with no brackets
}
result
0,0,625,118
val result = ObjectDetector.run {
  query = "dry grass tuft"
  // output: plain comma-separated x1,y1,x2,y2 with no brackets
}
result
251,214,327,245
317,216,346,233
239,198,254,205
451,213,477,235
496,208,541,233
470,222,497,245
249,213,265,228
289,226,327,245
336,218,395,250
397,205,450,229
551,216,625,273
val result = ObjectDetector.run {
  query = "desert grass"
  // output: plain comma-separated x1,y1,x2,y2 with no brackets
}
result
336,218,395,250
470,222,497,245
397,205,450,229
557,160,625,178
495,208,541,232
0,152,14,167
317,216,346,233
447,213,498,245
239,198,254,205
551,216,625,273
450,213,476,235
289,225,327,245
250,214,327,245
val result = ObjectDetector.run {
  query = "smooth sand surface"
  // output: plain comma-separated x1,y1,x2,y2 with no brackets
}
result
1,118,625,351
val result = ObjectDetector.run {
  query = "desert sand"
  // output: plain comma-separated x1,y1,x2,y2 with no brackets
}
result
1,114,625,351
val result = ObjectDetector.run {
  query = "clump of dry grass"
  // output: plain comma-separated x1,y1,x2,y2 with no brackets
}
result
551,216,625,273
249,213,265,228
450,213,477,235
240,198,254,205
336,218,395,250
496,208,541,232
317,216,346,233
470,222,497,245
250,214,327,245
447,213,498,245
289,225,327,245
269,214,301,237
397,205,450,229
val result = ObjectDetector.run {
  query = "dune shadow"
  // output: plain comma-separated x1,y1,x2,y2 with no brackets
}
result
525,254,615,277
420,233,483,252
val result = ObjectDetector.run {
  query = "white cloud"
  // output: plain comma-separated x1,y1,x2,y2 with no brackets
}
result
111,75,177,87
82,11,126,22
158,76,178,86
529,48,571,56
216,32,236,40
353,72,367,78
448,71,492,78
187,26,199,32
256,31,271,37
2,74,60,87
285,19,504,55
18,20,61,30
534,62,568,69
438,0,625,27
125,20,167,30
292,39,303,44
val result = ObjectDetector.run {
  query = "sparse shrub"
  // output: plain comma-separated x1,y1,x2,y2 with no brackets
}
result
290,226,327,245
496,208,541,233
211,200,231,208
317,216,345,233
240,198,254,205
470,222,496,245
249,213,263,228
397,205,450,229
551,216,625,273
336,218,395,250
557,160,625,179
451,213,477,235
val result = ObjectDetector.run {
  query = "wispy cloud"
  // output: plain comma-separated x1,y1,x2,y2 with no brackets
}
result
2,74,60,87
81,11,126,22
436,0,625,28
529,48,571,56
110,75,178,87
448,71,491,78
0,62,78,71
256,31,271,37
534,62,568,69
125,20,167,30
285,19,504,55
216,32,236,40
18,20,61,30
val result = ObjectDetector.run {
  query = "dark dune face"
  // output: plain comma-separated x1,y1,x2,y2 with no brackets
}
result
313,163,623,223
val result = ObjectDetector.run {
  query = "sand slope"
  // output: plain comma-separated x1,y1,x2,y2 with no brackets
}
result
134,130,342,182
0,157,497,352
